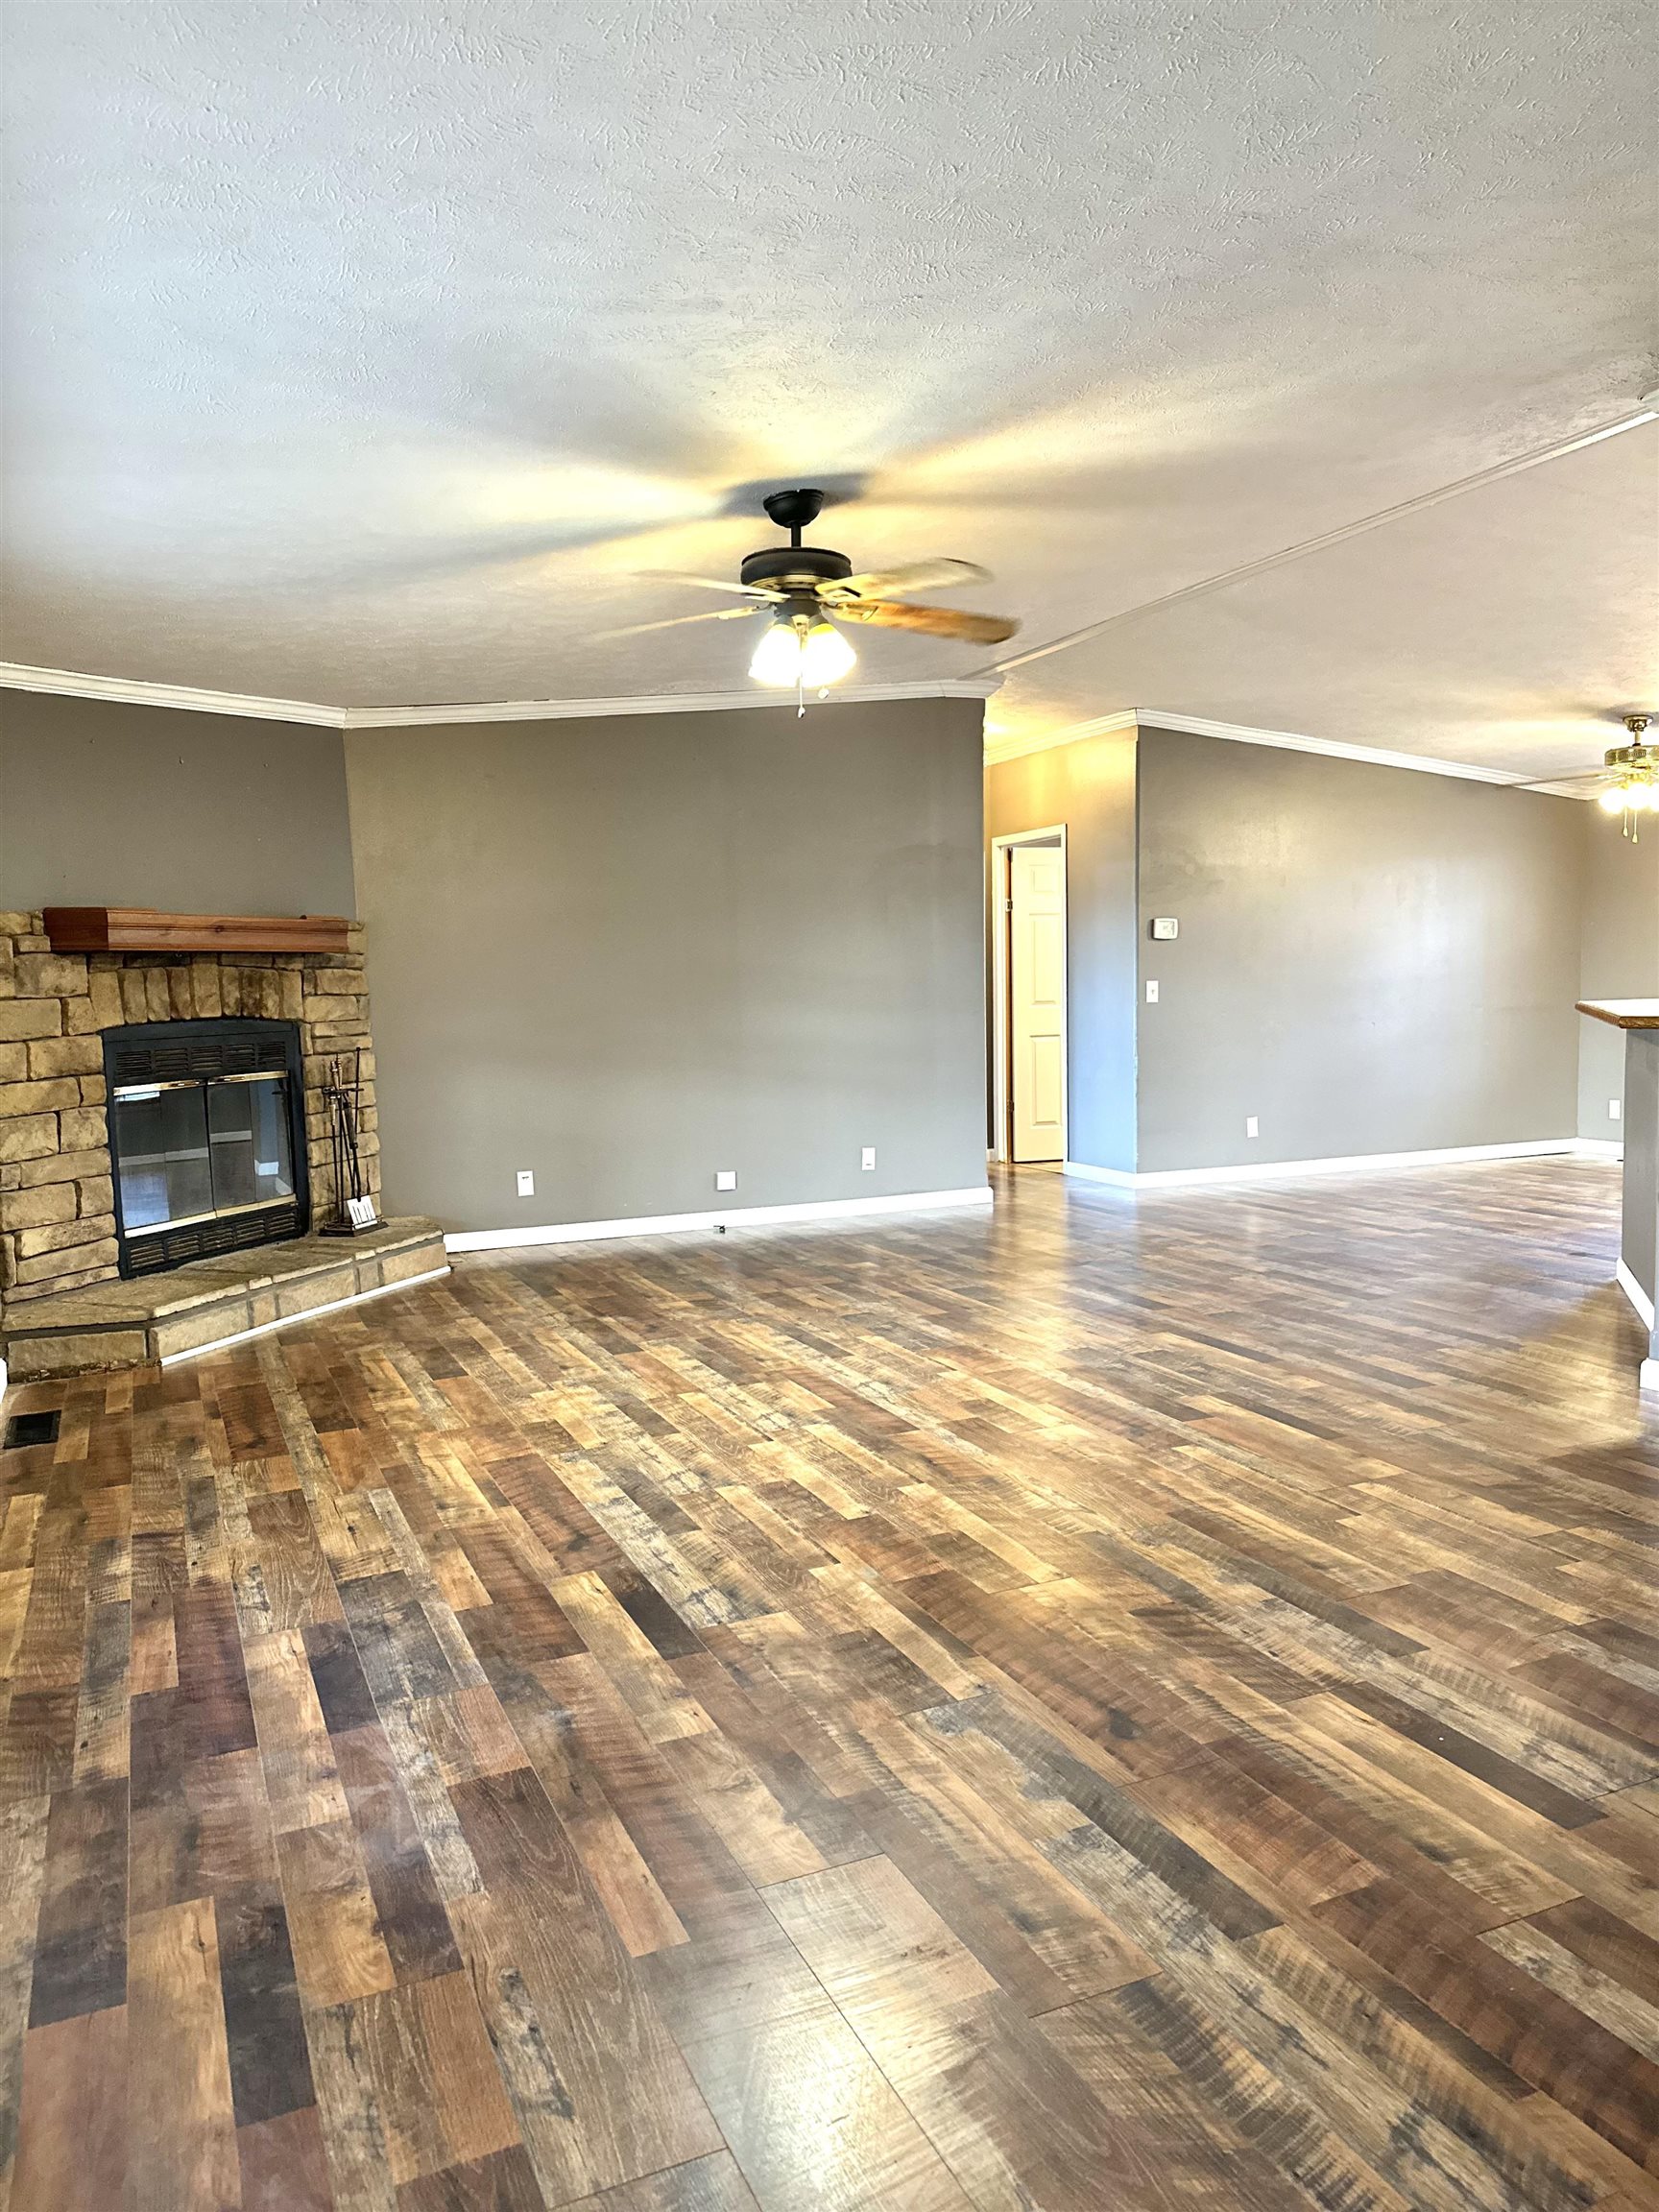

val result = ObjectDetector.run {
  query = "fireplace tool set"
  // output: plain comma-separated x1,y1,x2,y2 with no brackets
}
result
319,1047,377,1235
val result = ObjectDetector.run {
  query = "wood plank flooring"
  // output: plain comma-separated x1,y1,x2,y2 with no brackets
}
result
2,1157,1658,2210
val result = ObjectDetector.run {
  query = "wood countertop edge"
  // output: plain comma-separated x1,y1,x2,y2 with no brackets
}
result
1576,1000,1659,1029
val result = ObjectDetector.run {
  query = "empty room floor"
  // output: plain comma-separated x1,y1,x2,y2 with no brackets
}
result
3,1160,1658,2211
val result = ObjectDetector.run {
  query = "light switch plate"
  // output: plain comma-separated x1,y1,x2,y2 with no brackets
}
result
1150,916,1179,941
516,1169,535,1197
861,1147,877,1171
1144,979,1159,1003
715,1169,737,1192
1611,1098,1623,1120
1245,1116,1260,1139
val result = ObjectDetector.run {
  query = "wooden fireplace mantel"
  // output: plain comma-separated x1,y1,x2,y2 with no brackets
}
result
42,907,354,955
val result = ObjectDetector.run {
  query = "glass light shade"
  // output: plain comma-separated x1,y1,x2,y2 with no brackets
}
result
749,618,806,685
798,618,856,686
749,613,857,688
1599,785,1627,812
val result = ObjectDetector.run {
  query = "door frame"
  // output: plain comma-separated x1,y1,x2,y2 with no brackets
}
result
990,825,1069,1166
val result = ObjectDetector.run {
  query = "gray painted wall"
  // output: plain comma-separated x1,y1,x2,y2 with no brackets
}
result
1576,813,1659,1141
0,690,356,915
1134,729,1585,1171
985,733,1138,1172
346,696,989,1232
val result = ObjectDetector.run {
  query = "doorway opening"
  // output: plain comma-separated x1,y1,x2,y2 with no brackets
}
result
991,826,1068,1164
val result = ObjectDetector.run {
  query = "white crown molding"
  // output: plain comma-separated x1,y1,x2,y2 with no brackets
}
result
445,1184,993,1253
343,677,998,729
0,661,346,726
983,704,1595,795
1134,710,1548,789
1064,1137,1586,1189
0,661,997,730
7,657,1592,798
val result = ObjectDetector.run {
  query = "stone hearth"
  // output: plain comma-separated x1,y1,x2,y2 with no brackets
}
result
0,909,381,1308
0,1215,445,1380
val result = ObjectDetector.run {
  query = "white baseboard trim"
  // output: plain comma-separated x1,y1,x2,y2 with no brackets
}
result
1063,1138,1588,1190
1617,1261,1656,1332
158,1264,451,1367
445,1185,995,1254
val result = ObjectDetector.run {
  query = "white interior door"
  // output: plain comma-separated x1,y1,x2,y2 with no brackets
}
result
1009,843,1067,1162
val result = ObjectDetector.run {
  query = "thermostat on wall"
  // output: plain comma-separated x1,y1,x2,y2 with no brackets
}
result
1150,917,1179,941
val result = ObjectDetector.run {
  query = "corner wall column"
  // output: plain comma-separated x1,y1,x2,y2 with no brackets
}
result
1623,1029,1659,1387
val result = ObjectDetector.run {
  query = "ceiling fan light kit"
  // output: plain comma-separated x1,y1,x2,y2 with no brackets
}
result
632,487,1020,713
749,613,857,689
1516,712,1659,837
1597,714,1658,837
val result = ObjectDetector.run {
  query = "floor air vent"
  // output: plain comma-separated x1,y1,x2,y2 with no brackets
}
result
3,1410,61,1451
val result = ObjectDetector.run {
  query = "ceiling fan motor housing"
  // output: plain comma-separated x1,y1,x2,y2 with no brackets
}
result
739,542,854,592
1606,715,1657,771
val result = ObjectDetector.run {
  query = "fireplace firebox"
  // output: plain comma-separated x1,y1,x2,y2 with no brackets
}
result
104,1019,310,1277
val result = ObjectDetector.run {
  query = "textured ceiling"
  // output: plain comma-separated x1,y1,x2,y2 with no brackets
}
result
995,422,1659,778
2,0,1654,771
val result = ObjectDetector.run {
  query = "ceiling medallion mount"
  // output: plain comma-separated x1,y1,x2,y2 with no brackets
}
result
741,489,854,594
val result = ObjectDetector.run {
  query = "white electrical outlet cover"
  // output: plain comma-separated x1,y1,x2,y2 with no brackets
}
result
1145,979,1159,1003
715,1170,737,1191
861,1147,877,1171
516,1170,535,1197
1611,1099,1623,1119
1245,1117,1260,1138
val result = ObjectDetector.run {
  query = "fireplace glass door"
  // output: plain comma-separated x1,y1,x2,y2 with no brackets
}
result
104,1019,309,1276
114,1074,296,1234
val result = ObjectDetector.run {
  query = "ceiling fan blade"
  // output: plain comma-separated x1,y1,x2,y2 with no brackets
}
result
595,606,758,641
826,558,990,601
634,569,781,598
830,598,1020,645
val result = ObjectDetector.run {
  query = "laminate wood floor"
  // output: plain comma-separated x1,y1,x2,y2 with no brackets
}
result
3,1158,1658,2211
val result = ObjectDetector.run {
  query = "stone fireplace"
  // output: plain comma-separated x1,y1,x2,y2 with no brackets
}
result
0,908,381,1307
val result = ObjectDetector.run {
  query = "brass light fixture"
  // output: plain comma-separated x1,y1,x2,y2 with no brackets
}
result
1597,715,1659,839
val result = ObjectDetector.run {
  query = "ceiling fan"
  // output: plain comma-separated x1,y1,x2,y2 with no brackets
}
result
1517,715,1659,838
608,488,1020,707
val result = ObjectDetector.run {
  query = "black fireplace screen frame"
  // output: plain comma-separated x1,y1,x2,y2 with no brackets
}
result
103,1018,310,1278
